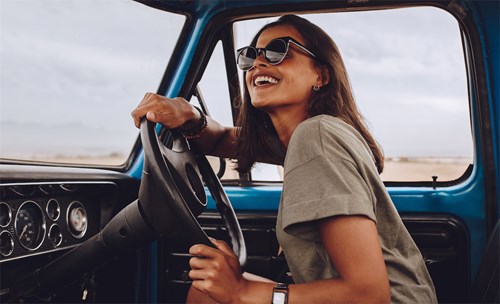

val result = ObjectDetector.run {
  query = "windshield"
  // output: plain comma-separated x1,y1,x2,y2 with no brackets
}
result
0,0,185,166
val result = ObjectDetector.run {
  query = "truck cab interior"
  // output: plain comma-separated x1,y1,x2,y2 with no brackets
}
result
0,0,498,303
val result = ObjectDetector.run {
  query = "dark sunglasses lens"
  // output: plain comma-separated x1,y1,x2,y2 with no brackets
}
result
237,47,257,70
265,39,287,64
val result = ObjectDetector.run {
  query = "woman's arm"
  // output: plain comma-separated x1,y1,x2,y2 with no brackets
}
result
186,272,275,303
188,215,390,304
131,93,238,158
287,215,391,303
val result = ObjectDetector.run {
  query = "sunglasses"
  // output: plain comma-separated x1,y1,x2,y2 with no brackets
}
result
236,36,317,71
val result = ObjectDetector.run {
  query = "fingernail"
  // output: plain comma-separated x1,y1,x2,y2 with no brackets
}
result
146,112,155,120
208,237,216,242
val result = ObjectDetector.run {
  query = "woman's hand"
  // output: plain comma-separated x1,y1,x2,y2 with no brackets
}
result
189,238,248,304
131,93,200,129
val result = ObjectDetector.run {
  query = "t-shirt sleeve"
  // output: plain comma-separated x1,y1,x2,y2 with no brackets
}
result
281,154,376,240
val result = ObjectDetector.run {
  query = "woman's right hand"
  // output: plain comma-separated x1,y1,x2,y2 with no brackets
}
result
131,93,200,130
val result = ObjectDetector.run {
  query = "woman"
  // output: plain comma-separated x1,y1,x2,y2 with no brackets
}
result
132,15,436,304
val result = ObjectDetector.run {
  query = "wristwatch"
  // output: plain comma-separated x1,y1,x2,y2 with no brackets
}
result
272,282,288,304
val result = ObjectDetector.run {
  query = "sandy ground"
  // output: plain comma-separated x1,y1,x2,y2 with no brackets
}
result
29,155,471,183
380,159,470,182
216,158,471,182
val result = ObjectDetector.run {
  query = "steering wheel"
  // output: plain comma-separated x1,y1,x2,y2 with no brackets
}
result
138,119,247,268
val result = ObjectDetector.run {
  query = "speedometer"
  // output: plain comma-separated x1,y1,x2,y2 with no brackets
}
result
15,201,46,251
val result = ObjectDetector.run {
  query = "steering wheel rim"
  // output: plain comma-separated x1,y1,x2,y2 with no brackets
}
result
138,119,247,268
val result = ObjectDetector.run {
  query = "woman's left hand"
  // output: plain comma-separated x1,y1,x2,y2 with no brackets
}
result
188,238,248,304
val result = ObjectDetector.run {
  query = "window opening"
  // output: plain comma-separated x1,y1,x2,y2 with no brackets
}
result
233,7,472,183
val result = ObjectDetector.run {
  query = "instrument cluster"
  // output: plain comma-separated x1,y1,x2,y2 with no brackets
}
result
0,182,113,262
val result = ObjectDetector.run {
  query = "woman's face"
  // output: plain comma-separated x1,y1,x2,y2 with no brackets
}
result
245,25,321,114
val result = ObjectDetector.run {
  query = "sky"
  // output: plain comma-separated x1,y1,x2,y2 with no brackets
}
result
0,0,473,162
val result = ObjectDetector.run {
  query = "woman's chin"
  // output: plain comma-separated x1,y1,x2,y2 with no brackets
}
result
250,99,270,109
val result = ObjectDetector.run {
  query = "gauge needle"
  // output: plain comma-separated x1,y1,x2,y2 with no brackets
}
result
19,225,28,239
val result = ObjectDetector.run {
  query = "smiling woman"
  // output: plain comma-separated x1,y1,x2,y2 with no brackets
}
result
0,0,185,166
230,7,473,182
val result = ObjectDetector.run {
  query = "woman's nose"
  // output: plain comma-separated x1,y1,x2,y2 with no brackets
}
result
253,52,268,68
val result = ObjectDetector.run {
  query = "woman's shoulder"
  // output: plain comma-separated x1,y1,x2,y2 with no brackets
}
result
292,115,360,146
286,115,350,163
297,114,342,128
288,115,373,165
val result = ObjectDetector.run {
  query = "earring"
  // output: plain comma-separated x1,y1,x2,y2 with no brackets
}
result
313,84,320,91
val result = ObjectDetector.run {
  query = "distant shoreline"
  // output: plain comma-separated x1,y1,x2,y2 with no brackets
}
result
0,155,471,183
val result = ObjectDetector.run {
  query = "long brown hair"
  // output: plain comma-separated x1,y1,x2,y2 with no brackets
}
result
236,15,384,174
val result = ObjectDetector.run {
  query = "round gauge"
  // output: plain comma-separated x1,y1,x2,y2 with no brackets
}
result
0,230,14,257
14,201,46,251
0,202,12,227
67,202,87,238
48,224,63,247
46,199,60,221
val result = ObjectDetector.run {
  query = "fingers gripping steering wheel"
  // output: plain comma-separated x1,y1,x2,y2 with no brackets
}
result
139,119,247,268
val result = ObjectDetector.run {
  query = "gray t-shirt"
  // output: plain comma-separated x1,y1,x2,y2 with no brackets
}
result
276,115,437,303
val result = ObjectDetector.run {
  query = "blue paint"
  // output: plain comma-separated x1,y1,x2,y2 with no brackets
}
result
129,150,144,180
470,1,500,216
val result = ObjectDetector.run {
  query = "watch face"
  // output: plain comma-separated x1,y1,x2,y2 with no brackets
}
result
273,292,286,304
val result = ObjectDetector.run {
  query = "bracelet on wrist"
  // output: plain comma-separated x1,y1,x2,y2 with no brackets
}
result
181,106,208,140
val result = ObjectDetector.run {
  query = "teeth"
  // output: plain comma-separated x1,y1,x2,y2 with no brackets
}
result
254,75,278,86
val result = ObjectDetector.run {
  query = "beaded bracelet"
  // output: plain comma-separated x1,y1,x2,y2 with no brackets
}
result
181,106,208,140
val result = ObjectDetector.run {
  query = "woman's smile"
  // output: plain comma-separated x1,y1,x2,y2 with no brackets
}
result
252,72,281,89
253,74,279,87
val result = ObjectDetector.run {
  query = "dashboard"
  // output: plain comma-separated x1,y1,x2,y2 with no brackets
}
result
0,165,140,302
0,182,115,262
